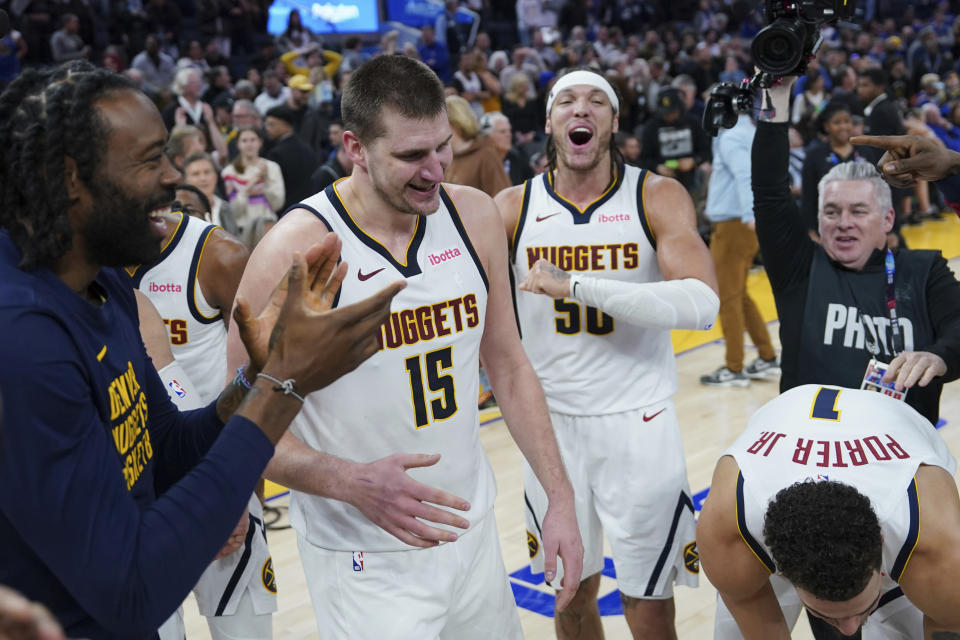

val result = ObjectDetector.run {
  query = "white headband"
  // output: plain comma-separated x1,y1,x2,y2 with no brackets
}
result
546,71,619,117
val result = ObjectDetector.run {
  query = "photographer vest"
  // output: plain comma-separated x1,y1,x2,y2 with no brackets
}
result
796,247,938,420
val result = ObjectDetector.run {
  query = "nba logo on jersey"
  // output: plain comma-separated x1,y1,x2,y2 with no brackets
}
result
352,551,364,572
817,474,830,481
168,379,187,399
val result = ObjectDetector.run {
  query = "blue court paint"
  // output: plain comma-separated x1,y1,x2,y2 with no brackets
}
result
510,557,623,617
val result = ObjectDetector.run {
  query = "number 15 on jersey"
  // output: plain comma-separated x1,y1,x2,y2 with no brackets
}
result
405,346,458,429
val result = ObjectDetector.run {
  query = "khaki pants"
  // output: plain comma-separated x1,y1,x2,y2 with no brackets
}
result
710,220,775,372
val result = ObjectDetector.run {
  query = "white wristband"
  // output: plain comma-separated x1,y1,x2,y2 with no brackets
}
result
569,275,718,331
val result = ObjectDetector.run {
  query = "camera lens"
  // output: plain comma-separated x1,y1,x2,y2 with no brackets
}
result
751,16,809,76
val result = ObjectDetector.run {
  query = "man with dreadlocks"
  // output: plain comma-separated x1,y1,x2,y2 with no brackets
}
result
495,69,720,639
0,61,403,636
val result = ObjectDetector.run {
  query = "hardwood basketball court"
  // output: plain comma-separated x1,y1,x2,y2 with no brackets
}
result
183,216,960,639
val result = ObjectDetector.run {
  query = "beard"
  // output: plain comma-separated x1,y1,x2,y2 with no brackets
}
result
81,176,174,268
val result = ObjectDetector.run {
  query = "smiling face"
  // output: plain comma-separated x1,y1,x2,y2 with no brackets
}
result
79,90,180,267
546,84,618,172
824,109,852,147
796,571,883,637
353,108,453,217
819,179,894,270
183,156,218,200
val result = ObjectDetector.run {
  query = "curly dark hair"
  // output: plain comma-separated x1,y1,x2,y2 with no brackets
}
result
764,480,882,601
0,61,134,270
545,69,624,174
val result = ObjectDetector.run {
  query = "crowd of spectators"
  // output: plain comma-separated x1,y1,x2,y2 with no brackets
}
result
4,0,960,247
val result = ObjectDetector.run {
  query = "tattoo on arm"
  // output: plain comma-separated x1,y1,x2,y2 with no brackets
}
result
215,375,251,423
542,261,570,281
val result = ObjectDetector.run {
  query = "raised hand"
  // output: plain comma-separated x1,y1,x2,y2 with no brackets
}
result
850,134,960,188
233,234,346,372
257,243,405,395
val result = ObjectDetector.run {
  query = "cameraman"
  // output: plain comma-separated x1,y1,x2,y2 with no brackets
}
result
752,76,960,427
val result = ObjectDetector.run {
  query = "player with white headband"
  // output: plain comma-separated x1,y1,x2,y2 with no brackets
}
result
495,69,719,638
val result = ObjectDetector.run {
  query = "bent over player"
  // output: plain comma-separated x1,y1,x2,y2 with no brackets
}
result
698,385,960,639
495,69,719,639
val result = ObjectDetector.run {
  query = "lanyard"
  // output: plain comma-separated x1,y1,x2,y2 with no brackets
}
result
885,249,903,356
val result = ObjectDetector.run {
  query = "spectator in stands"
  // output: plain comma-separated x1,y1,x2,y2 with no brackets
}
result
183,152,239,235
146,0,181,47
616,131,642,166
911,27,949,91
176,40,209,74
923,102,960,151
49,14,89,62
418,24,451,83
0,18,27,93
166,125,206,171
501,73,540,148
284,74,329,153
221,126,284,248
801,102,870,236
277,8,317,52
672,73,706,127
792,70,828,143
452,50,489,118
280,43,342,98
339,36,368,74
913,72,946,107
445,95,510,197
474,50,503,114
131,34,177,103
264,105,319,214
859,66,910,227
500,46,542,101
254,70,289,116
641,86,712,193
164,67,228,161
226,99,262,159
203,65,232,105
310,144,353,193
478,111,534,186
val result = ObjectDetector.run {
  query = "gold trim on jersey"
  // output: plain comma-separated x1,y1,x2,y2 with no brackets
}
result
546,165,620,214
332,181,422,267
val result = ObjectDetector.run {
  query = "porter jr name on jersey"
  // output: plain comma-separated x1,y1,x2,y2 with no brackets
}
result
743,430,911,468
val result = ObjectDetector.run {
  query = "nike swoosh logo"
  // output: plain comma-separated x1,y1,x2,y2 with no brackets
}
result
536,212,561,222
357,267,385,281
642,408,666,422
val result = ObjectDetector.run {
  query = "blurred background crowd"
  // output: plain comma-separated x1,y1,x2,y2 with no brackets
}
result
2,0,960,246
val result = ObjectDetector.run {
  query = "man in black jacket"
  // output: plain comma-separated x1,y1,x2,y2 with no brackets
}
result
858,68,912,226
748,72,960,640
754,77,960,427
264,105,319,214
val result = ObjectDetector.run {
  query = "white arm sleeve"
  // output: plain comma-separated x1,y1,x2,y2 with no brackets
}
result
569,275,719,331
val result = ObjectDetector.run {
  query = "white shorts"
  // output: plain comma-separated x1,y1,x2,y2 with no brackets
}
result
298,511,522,640
524,401,699,599
193,495,277,622
714,575,923,640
